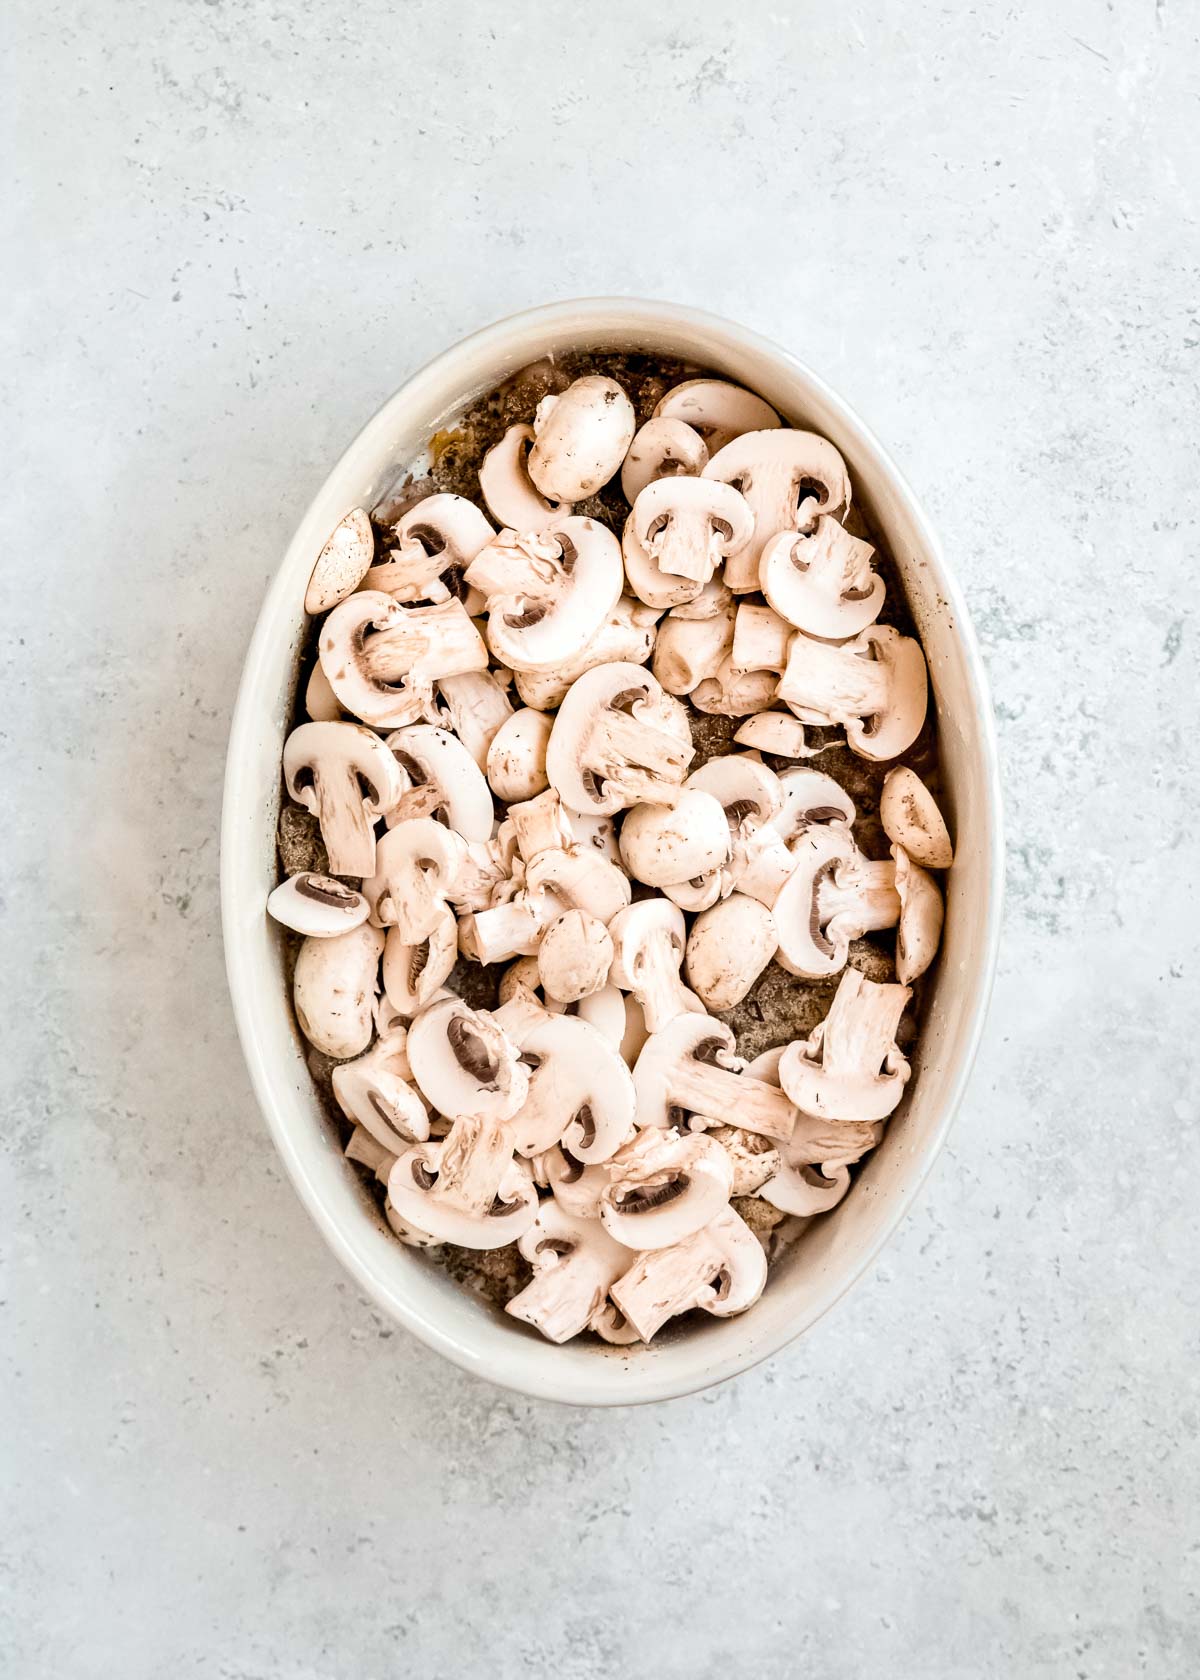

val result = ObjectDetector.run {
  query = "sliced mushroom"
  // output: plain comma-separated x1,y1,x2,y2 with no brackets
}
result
538,1143,610,1219
366,818,466,943
633,1012,797,1142
690,656,778,718
305,508,374,614
620,416,709,504
707,1126,782,1196
743,1044,882,1171
486,706,553,801
467,517,624,673
608,899,704,1034
364,493,495,600
618,790,731,889
319,591,489,729
651,581,736,696
459,890,559,965
880,767,953,868
771,825,899,978
384,723,494,843
527,375,636,502
729,765,858,908
502,1012,636,1161
574,983,628,1047
512,597,659,711
435,669,514,772
381,905,459,1016
283,721,403,877
732,712,816,759
546,663,693,816
684,894,777,1010
600,1128,733,1250
536,909,614,1004
479,423,571,534
610,1204,767,1342
523,844,632,924
777,623,928,761
507,1201,634,1343
622,477,755,604
388,1121,537,1248
892,844,944,984
760,514,883,638
653,379,781,455
332,1031,430,1153
704,428,851,591
761,1157,851,1217
779,967,911,1122
686,752,783,836
405,995,529,1122
267,872,369,937
292,922,385,1059
730,601,794,678
507,787,575,863
344,1124,397,1185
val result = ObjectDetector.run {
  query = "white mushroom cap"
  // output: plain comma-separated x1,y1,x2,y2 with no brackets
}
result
292,922,385,1059
305,660,346,722
318,592,488,729
546,663,693,816
880,767,953,868
632,1011,798,1141
779,967,911,1123
625,475,755,592
497,955,544,1005
732,712,815,759
892,844,944,984
684,893,777,1010
388,1125,537,1249
435,670,514,772
777,623,928,762
405,996,529,1122
620,416,708,504
305,508,374,614
384,723,494,843
772,766,858,841
471,517,624,674
503,1014,636,1162
653,379,781,455
600,1127,733,1250
381,907,459,1017
486,706,553,802
730,601,794,677
537,909,614,1004
267,872,369,937
761,1159,851,1217
478,423,571,534
660,870,725,914
771,826,898,979
608,899,704,1034
760,514,883,639
366,817,466,943
332,1032,430,1154
283,721,404,878
512,597,659,711
527,375,636,502
573,982,628,1047
610,1204,767,1341
685,752,783,835
652,585,736,696
507,1201,633,1344
704,428,852,591
618,789,731,888
524,843,632,925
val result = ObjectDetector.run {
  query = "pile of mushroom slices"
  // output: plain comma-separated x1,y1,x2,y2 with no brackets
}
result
268,370,956,1346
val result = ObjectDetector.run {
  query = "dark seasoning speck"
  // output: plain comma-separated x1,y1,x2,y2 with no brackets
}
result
277,348,943,1337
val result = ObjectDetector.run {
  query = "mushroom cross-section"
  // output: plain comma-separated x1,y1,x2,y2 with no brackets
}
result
502,1013,636,1162
620,416,709,504
777,623,928,761
267,872,369,937
318,591,488,729
384,723,494,843
387,1122,537,1249
506,1201,633,1344
610,1204,767,1342
742,1045,882,1171
633,1012,798,1142
478,423,571,534
779,967,912,1122
653,379,781,455
607,899,704,1034
466,516,623,673
760,515,884,638
434,670,514,773
364,493,495,601
381,907,459,1017
332,1031,430,1154
599,1127,733,1250
512,596,659,712
283,720,404,877
405,996,529,1122
622,477,755,605
545,663,693,816
291,921,385,1060
703,428,851,591
527,375,636,502
366,817,466,943
770,824,899,978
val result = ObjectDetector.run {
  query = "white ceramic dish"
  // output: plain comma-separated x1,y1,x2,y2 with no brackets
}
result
220,298,1003,1407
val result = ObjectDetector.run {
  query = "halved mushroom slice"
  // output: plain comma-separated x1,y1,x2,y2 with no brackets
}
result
689,656,778,718
892,844,944,984
620,416,709,504
468,517,624,674
760,515,884,638
523,843,632,925
600,1128,733,1250
332,1032,431,1154
730,601,794,679
383,723,493,844
434,669,514,772
730,766,858,908
536,909,614,1004
545,663,693,816
684,894,777,1011
479,423,571,534
507,1201,634,1344
507,1013,636,1162
618,790,731,889
283,721,404,878
652,581,736,696
706,1126,782,1196
653,378,781,455
319,591,489,729
623,478,755,605
704,428,851,590
381,905,459,1017
686,752,783,836
771,825,899,978
761,1159,851,1217
366,818,466,943
485,705,554,802
364,493,495,601
779,967,911,1123
742,1044,881,1170
633,1013,798,1142
405,996,529,1122
304,508,375,614
777,623,928,761
610,1204,767,1342
608,899,705,1034
506,787,574,864
880,766,953,869
513,596,660,711
732,711,816,759
527,375,636,502
459,889,558,966
573,983,629,1049
267,872,369,937
537,1143,610,1219
344,1124,397,1185
387,1122,537,1249
292,922,385,1059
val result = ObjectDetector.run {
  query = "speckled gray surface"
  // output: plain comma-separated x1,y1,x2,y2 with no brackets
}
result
4,2,1199,1675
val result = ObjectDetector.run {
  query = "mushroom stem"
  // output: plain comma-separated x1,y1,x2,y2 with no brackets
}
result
462,894,558,964
309,764,378,876
665,1055,797,1143
433,1115,513,1217
507,1260,612,1345
777,635,892,721
822,857,900,937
